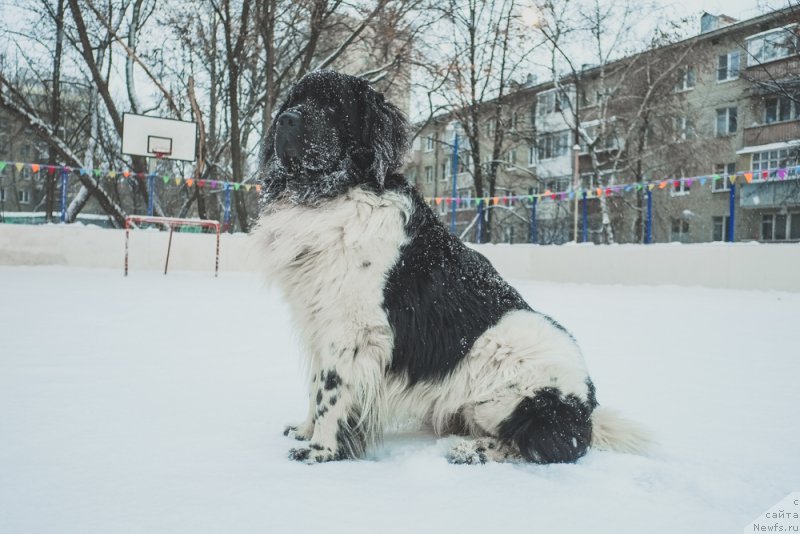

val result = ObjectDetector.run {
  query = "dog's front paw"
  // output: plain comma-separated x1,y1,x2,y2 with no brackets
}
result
283,424,312,441
288,444,340,464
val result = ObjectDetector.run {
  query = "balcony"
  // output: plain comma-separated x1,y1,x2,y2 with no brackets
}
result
745,56,800,84
743,120,800,147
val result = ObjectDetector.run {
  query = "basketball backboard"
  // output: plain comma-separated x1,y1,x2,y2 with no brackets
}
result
122,113,198,162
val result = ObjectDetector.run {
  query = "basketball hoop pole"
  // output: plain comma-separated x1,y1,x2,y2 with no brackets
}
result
147,151,167,217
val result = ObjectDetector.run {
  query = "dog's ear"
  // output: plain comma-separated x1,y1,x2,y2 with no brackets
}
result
354,83,412,190
349,83,378,181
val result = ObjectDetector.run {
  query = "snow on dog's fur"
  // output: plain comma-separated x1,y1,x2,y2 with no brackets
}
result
255,70,649,464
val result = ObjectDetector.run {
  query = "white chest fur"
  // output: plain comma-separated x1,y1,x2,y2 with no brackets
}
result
253,188,412,362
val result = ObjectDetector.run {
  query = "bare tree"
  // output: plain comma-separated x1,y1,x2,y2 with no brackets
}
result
536,0,701,243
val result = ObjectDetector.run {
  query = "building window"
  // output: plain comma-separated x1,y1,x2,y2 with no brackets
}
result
504,149,517,169
528,145,536,167
425,135,435,152
17,190,30,204
765,96,799,124
441,161,449,181
579,125,618,154
671,179,691,196
747,25,799,65
0,187,5,202
676,65,696,91
715,107,738,136
424,166,433,183
670,218,690,242
762,212,800,241
712,163,735,192
537,88,571,117
456,189,474,212
674,116,696,141
717,51,740,82
537,131,570,160
712,216,730,242
752,149,797,172
510,112,519,130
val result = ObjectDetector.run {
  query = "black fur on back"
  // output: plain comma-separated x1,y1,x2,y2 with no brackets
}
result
497,386,595,464
382,184,532,385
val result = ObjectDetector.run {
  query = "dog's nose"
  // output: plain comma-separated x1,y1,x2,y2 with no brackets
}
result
275,111,303,163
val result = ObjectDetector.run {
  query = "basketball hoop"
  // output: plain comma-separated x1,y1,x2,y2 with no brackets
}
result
121,113,197,163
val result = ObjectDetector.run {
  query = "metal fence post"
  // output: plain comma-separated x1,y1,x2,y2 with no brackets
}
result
728,181,736,242
60,167,68,223
646,187,653,244
582,191,588,243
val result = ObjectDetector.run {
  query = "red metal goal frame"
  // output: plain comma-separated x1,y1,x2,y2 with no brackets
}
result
124,215,220,277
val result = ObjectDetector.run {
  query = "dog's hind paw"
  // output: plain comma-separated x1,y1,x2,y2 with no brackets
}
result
446,442,488,465
446,438,521,465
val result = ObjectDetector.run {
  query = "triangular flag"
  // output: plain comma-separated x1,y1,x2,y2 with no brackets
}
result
123,171,130,178
658,181,667,189
234,183,241,191
186,178,194,187
31,164,40,173
47,165,57,175
15,162,24,172
743,173,751,184
210,180,218,188
163,176,170,184
175,177,181,185
700,177,707,186
198,180,206,188
596,187,602,197
686,179,693,188
0,162,6,172
245,184,251,192
80,168,88,176
648,184,656,191
256,185,262,193
109,171,117,179
492,197,499,205
731,175,739,184
778,169,787,180
93,169,101,177
435,198,442,205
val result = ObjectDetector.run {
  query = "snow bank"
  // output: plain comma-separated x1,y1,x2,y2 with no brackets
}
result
1,223,799,290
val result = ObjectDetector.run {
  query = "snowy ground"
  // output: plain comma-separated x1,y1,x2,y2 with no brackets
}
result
1,266,797,534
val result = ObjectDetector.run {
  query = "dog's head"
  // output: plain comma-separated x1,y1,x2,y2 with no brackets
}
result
260,70,409,205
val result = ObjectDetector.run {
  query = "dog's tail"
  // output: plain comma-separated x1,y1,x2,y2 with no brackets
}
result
590,406,652,455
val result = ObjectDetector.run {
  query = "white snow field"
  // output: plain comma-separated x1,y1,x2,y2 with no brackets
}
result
1,266,798,534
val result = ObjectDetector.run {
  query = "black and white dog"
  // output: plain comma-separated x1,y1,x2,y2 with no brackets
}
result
255,70,647,464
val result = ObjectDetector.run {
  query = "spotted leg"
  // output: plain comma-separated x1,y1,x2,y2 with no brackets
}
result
289,338,387,463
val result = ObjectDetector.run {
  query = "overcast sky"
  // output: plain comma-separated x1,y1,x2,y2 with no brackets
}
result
658,0,790,22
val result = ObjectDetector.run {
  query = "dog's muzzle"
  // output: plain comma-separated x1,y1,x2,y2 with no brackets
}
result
275,110,303,166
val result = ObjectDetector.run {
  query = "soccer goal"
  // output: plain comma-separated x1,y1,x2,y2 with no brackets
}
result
124,215,220,277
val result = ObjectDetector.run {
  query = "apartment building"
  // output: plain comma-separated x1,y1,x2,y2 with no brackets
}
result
407,7,800,244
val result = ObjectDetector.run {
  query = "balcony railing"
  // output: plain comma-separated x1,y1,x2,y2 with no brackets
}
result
743,120,800,147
